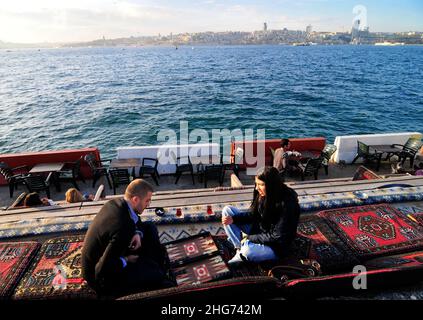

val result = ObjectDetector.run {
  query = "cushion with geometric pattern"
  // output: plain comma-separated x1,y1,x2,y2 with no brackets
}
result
13,235,96,300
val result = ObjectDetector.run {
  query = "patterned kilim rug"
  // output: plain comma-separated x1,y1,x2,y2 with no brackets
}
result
410,213,423,226
1,187,423,240
318,204,423,259
0,241,40,299
395,205,423,226
365,251,423,270
13,235,96,300
291,216,359,272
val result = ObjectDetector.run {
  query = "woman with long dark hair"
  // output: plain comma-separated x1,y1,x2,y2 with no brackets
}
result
221,166,301,264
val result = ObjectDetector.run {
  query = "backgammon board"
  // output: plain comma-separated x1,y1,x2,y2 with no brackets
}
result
165,233,220,266
164,232,232,286
172,255,231,286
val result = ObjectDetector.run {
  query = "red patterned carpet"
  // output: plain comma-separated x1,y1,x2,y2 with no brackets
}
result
0,241,40,299
13,235,96,300
292,216,359,272
318,204,423,259
407,210,423,226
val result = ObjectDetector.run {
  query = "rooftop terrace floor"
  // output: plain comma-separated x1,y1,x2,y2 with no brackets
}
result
0,162,408,208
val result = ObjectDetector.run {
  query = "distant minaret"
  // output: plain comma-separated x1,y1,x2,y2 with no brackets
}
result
263,22,268,32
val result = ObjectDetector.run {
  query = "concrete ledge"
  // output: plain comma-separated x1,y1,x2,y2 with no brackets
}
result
117,143,220,174
333,132,422,164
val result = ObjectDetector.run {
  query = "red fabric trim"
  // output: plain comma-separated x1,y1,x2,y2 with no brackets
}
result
285,268,399,287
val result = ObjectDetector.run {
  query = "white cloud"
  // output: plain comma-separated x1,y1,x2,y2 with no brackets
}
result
0,1,179,42
0,1,269,42
0,0,397,43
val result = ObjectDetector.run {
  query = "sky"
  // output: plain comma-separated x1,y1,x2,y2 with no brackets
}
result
0,0,422,43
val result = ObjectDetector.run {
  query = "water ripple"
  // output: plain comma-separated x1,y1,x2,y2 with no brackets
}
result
1,45,422,158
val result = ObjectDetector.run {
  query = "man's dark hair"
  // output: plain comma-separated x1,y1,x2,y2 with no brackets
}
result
281,139,290,147
24,192,43,207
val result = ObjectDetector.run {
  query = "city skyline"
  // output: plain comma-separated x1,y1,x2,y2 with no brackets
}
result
0,0,422,43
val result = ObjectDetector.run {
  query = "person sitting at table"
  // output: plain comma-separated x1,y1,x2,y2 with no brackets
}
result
23,192,53,207
65,188,94,203
273,139,302,177
391,161,423,176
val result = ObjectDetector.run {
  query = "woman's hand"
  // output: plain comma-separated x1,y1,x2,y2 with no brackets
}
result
222,215,233,225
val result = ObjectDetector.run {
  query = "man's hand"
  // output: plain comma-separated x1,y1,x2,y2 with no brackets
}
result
222,215,234,225
129,233,142,251
124,255,139,264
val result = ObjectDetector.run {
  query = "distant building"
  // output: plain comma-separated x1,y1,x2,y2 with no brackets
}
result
263,22,268,32
306,25,312,35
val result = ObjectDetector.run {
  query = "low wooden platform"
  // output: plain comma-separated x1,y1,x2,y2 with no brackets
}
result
1,175,423,225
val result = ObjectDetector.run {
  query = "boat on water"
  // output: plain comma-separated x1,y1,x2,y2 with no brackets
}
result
293,42,311,46
1,132,423,300
375,42,405,46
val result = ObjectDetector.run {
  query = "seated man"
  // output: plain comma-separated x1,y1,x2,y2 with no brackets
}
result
82,179,174,297
273,139,302,178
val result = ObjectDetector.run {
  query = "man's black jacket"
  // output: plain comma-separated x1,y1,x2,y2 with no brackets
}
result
82,198,141,289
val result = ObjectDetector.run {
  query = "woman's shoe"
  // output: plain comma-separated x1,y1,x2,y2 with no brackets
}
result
227,250,245,266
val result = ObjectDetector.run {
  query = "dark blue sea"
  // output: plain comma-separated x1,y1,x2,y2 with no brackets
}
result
1,45,422,158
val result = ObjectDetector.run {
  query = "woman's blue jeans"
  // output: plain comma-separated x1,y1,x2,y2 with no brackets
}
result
222,205,278,262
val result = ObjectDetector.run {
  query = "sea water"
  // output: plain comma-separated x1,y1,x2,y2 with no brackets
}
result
1,45,422,158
